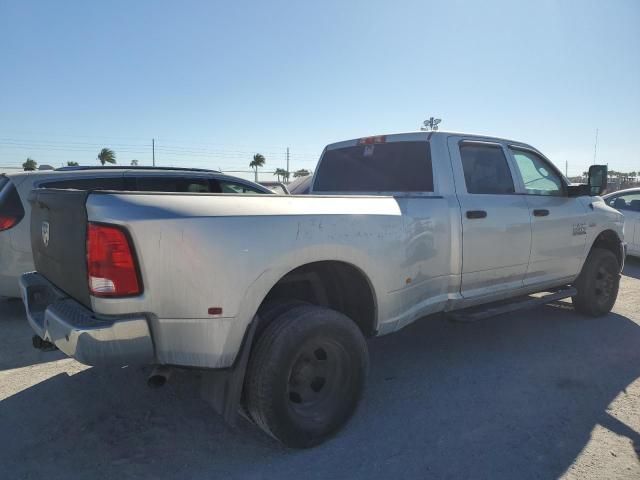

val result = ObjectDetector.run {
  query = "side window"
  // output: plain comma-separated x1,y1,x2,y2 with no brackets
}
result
220,181,266,194
135,176,218,193
607,193,640,211
41,177,125,190
459,143,515,194
510,149,564,196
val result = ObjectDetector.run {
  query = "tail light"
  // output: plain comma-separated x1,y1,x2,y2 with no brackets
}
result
357,135,386,145
0,215,19,232
87,223,142,297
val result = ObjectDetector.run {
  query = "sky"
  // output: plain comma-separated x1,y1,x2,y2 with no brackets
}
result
1,0,639,179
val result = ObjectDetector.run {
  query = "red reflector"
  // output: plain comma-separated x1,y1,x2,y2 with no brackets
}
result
208,307,223,316
87,223,141,297
357,135,386,145
0,215,18,231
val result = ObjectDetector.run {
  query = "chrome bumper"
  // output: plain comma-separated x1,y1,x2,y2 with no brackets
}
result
20,272,154,367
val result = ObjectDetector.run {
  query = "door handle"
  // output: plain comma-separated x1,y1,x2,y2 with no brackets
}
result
466,210,487,219
533,209,550,217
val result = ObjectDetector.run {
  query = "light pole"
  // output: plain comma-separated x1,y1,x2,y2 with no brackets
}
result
420,117,442,131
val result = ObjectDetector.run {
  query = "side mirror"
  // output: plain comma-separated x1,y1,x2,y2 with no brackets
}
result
588,165,608,196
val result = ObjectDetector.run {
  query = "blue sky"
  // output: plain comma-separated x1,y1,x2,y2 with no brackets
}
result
1,0,638,178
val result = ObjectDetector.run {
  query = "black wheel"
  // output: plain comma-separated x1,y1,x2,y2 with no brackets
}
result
244,304,369,448
572,248,620,316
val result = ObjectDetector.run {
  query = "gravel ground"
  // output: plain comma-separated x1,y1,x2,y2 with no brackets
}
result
1,259,639,480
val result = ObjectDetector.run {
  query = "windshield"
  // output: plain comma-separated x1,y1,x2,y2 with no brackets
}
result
313,141,433,193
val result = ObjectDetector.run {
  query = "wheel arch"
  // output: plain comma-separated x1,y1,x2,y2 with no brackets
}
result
588,229,624,268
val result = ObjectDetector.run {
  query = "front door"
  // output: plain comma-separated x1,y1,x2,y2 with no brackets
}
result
448,137,532,299
507,146,588,285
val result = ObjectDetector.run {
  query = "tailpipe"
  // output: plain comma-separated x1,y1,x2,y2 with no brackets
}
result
147,365,172,388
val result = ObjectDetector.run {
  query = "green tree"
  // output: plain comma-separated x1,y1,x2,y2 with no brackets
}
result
249,153,265,182
97,148,116,166
131,159,139,166
67,161,79,167
22,158,37,171
274,168,287,182
293,169,310,178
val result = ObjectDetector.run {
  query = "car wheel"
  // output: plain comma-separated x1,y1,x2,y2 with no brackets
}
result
572,247,620,316
244,304,369,448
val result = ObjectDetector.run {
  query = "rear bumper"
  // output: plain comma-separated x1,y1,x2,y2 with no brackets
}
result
20,272,154,367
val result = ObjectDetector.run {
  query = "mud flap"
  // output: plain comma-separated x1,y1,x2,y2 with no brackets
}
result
199,318,258,425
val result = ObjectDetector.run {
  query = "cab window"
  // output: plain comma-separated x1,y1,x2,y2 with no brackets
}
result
510,148,564,196
459,143,515,194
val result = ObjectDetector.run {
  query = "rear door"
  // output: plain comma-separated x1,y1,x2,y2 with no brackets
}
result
507,147,588,285
447,136,532,298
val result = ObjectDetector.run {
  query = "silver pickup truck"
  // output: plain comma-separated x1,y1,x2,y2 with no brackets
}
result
21,131,625,448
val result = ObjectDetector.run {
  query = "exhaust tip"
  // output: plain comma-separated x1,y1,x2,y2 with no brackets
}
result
147,366,172,389
147,375,167,388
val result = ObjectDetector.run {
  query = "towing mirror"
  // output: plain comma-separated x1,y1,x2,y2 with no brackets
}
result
588,165,608,196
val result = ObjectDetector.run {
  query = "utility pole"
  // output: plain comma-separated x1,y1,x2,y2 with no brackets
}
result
286,147,290,184
593,128,598,163
565,160,568,177
152,138,155,166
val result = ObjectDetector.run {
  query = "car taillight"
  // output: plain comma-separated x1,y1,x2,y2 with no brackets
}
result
0,215,18,231
87,223,142,297
357,135,386,145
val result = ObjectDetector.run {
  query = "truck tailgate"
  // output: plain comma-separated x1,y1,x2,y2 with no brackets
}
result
29,189,91,308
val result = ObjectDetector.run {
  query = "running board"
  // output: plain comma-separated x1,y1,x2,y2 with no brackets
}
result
447,286,578,323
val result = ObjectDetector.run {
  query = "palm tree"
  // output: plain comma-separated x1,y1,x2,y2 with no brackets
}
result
249,153,265,182
97,148,116,166
274,168,287,182
131,159,139,166
66,161,79,166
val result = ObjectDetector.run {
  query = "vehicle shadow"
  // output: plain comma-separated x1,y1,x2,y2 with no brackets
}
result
0,298,67,371
0,305,638,479
623,256,640,280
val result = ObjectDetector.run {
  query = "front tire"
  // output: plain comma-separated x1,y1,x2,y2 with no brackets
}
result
572,248,620,316
244,304,369,448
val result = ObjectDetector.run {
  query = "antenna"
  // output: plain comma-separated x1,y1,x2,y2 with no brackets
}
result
593,128,598,163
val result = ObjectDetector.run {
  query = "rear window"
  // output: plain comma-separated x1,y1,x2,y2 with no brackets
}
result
313,141,433,193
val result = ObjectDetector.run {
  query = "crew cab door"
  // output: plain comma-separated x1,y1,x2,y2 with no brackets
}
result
507,146,588,285
447,137,532,298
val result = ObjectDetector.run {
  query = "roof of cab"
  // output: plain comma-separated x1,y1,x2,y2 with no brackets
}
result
324,130,532,151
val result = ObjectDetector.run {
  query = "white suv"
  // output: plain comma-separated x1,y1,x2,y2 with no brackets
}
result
0,167,271,298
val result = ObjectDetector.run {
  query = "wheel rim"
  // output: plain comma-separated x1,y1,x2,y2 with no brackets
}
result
286,338,351,423
594,264,616,305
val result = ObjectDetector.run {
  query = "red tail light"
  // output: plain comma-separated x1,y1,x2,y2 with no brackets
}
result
0,215,18,231
357,135,386,145
87,223,142,297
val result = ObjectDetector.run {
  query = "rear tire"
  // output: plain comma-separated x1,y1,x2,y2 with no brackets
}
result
244,304,369,448
572,248,620,316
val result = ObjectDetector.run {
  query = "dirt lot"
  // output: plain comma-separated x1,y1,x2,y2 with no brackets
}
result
1,260,639,480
